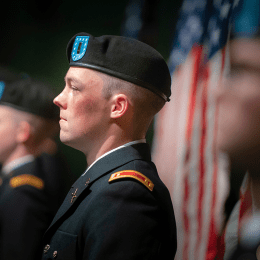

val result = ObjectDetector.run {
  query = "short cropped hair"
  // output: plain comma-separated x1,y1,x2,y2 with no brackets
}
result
97,71,166,118
9,107,58,146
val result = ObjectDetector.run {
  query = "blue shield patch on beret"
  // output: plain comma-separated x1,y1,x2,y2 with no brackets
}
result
71,36,90,61
0,81,5,100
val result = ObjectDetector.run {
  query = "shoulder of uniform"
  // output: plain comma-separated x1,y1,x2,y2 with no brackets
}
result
9,174,44,190
108,170,154,191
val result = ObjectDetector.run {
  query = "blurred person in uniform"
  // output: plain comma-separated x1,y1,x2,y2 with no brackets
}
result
215,31,260,259
0,72,67,260
38,131,75,200
42,32,177,260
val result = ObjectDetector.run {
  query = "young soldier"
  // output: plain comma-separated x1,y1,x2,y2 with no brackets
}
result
216,34,260,259
42,33,177,260
0,74,64,260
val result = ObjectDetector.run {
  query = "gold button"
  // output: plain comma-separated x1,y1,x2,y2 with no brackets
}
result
53,250,58,259
43,244,50,254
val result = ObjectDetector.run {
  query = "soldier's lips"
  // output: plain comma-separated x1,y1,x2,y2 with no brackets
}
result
60,116,67,121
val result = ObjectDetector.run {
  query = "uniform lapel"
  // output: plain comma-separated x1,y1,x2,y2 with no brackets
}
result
45,143,151,236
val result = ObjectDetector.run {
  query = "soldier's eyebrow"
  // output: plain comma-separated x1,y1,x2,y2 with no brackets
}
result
64,75,82,85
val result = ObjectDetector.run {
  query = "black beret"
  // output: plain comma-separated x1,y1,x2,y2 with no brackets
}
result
0,76,59,120
66,32,171,101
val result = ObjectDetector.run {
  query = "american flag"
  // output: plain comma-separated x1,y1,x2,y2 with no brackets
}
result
221,173,253,259
152,0,239,259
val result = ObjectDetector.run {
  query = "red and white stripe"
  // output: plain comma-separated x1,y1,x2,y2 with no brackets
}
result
221,174,252,259
152,44,229,260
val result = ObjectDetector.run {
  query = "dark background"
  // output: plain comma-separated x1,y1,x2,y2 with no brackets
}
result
0,0,182,177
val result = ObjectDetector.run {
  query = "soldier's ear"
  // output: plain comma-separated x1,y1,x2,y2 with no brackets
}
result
16,121,31,143
110,94,129,119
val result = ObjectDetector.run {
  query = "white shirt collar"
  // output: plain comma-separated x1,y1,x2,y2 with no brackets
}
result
82,139,146,176
2,155,35,176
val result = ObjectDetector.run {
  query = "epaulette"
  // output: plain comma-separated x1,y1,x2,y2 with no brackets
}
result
108,170,154,191
9,174,44,190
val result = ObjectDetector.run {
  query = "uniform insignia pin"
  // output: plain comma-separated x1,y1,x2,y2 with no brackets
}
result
71,188,78,203
85,178,90,185
43,244,50,254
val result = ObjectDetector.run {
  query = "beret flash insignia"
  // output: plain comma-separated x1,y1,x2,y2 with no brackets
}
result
71,36,89,62
0,81,5,99
109,170,154,191
9,174,44,190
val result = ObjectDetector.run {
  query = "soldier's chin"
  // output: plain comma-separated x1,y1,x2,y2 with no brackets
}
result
215,134,225,151
215,139,225,151
59,134,73,145
216,139,239,160
59,135,82,150
216,129,232,152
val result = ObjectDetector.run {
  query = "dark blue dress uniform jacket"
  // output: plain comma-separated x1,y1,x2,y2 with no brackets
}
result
42,143,177,260
0,155,66,260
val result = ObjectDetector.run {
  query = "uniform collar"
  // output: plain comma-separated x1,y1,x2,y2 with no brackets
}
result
82,139,146,176
45,142,151,236
2,155,35,176
82,141,150,183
